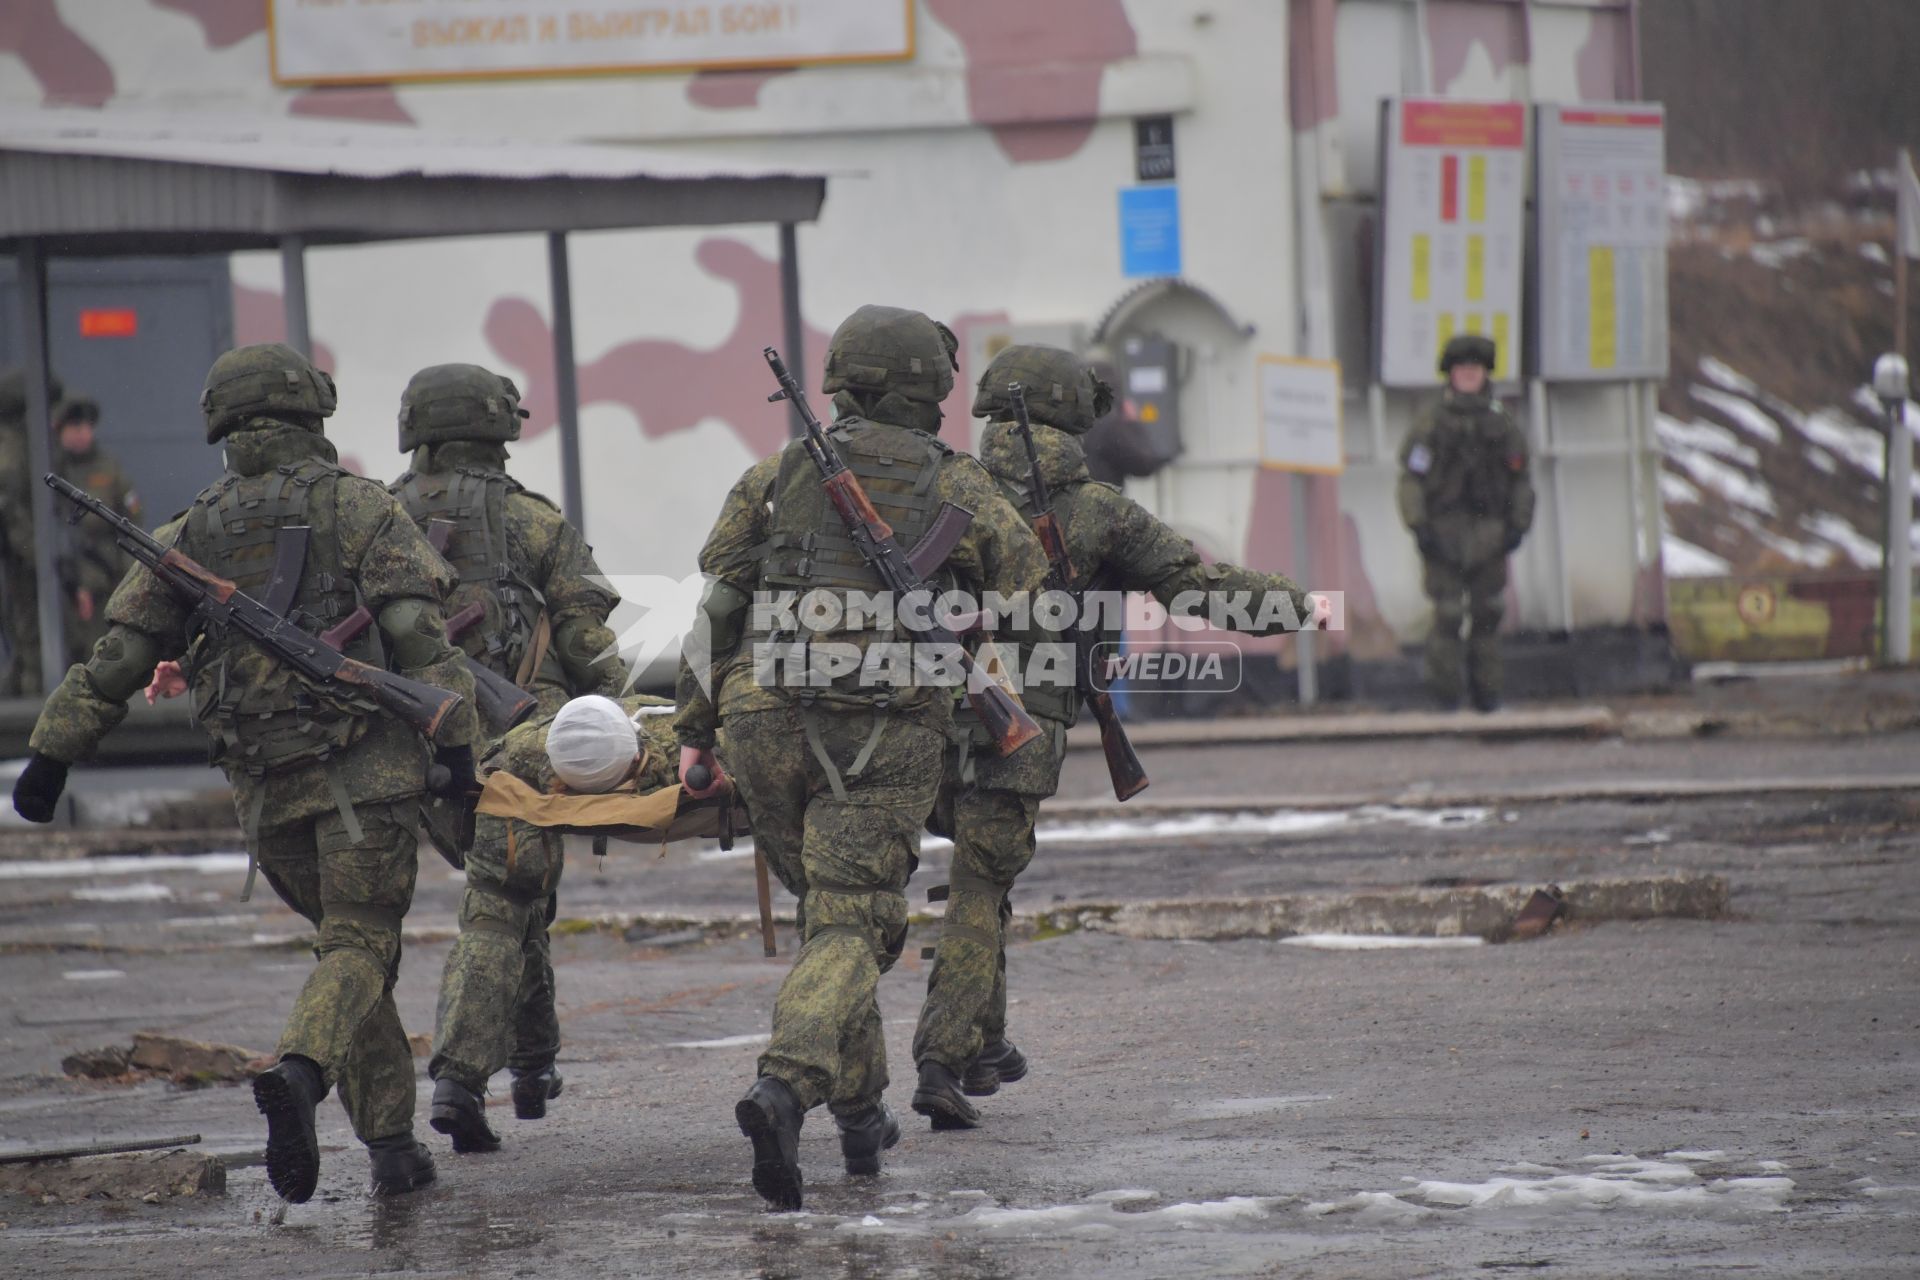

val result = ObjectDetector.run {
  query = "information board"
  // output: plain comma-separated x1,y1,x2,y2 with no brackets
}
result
270,0,914,86
1257,355,1344,475
1118,186,1183,278
1376,99,1526,387
1536,104,1669,380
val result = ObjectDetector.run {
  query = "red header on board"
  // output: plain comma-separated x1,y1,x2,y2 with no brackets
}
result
1402,100,1526,149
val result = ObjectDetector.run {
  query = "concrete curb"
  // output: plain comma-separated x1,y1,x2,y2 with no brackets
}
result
1063,705,1617,752
1030,874,1730,944
1043,773,1920,821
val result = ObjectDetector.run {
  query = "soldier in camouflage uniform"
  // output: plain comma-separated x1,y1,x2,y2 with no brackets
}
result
430,691,680,1151
911,344,1330,1129
10,344,480,1203
53,395,142,667
1397,334,1534,712
387,363,630,1149
674,305,1049,1210
0,369,63,697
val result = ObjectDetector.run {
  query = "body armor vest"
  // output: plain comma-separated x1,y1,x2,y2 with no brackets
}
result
392,466,545,681
751,418,953,701
1426,404,1516,520
182,458,377,776
987,472,1089,726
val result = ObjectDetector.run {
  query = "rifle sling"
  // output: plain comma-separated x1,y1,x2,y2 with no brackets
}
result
260,526,310,616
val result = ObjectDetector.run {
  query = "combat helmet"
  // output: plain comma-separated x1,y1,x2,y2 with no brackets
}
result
972,344,1114,435
0,368,66,422
200,343,336,443
54,394,100,427
1438,333,1497,374
398,363,529,451
821,305,959,405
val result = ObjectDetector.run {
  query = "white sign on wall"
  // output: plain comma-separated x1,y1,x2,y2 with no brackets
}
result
1536,104,1669,380
1258,355,1344,475
1376,99,1527,387
270,0,915,86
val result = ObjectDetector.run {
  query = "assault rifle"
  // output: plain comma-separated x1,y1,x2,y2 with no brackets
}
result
1007,384,1149,801
318,600,537,735
763,347,1041,758
46,474,466,746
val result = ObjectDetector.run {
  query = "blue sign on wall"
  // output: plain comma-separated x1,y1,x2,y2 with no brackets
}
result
1118,185,1182,278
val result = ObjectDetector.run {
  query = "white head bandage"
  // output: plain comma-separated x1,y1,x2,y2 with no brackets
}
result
545,695,640,793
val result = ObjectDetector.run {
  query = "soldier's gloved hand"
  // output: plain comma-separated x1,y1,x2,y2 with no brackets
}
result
1414,527,1441,560
1503,529,1525,554
679,746,727,798
12,752,70,824
429,745,477,798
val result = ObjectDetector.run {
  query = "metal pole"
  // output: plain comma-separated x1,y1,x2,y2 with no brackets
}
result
15,239,68,695
777,222,805,438
1530,377,1574,632
1290,471,1318,707
278,236,311,358
1886,397,1913,665
547,231,585,526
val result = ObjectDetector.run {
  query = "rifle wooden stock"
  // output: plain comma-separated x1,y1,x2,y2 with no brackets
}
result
754,847,777,958
1087,690,1148,800
1005,385,1148,800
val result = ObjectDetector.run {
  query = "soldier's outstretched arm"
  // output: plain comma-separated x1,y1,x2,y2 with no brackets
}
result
675,456,779,757
18,522,192,820
538,515,626,696
1096,487,1316,636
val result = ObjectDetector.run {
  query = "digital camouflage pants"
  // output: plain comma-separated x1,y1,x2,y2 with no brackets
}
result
725,701,945,1118
429,812,565,1093
255,799,420,1144
1421,553,1508,705
912,721,1062,1072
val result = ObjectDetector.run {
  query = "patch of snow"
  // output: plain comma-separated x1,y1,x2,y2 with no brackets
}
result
1390,1156,1794,1216
1805,445,1838,475
1661,472,1704,505
62,969,126,981
1754,1160,1789,1173
72,882,173,903
960,1194,1275,1234
164,914,255,929
1664,1150,1728,1162
1661,536,1731,578
1282,934,1484,951
0,853,250,881
1731,514,1835,568
1750,237,1812,269
1802,512,1882,570
1862,241,1891,266
1698,357,1760,396
1692,387,1782,443
665,1032,770,1050
1176,1096,1334,1119
1657,413,1760,466
1671,450,1774,514
1814,405,1892,475
1304,1191,1434,1223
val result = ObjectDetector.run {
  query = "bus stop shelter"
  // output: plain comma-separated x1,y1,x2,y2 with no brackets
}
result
0,104,827,701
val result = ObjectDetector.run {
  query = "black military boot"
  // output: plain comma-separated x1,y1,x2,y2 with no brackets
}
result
429,1076,501,1154
252,1055,323,1204
835,1103,900,1176
367,1134,437,1196
911,1060,981,1130
510,1067,563,1120
1471,689,1502,714
963,1040,1030,1097
735,1076,805,1211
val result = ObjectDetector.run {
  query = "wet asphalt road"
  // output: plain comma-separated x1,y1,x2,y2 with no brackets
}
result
1,726,1917,1277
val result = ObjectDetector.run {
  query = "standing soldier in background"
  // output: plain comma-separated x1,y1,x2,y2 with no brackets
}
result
0,369,63,696
1397,334,1534,713
10,343,480,1203
675,305,1049,1210
911,344,1331,1130
53,395,141,667
386,363,630,1154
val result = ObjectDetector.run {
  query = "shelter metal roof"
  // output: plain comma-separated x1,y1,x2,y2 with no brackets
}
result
0,105,833,254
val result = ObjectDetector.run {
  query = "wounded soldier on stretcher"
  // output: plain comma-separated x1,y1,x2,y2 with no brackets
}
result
473,693,745,847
